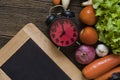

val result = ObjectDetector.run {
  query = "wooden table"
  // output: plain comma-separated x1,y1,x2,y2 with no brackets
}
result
0,0,85,70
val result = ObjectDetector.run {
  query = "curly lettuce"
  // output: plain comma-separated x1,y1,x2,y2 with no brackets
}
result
93,0,120,55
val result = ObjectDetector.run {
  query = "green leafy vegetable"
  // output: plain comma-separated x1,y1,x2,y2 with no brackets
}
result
93,0,120,55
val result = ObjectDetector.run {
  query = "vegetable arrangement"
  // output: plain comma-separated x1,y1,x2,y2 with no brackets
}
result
93,0,120,55
82,54,120,79
78,0,120,79
52,0,120,79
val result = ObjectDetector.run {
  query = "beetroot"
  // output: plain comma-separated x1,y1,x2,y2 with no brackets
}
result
75,45,95,64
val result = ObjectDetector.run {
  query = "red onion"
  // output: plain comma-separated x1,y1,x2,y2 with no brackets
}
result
75,45,95,64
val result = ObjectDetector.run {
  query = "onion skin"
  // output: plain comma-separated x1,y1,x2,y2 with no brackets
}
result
75,45,95,64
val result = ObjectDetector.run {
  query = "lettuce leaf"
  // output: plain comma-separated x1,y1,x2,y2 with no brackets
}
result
93,0,120,55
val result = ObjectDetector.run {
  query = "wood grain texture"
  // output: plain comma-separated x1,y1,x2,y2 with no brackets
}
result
0,69,11,80
0,0,85,71
0,29,30,66
0,0,82,38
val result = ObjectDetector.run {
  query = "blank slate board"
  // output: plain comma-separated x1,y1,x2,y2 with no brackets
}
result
1,39,71,80
0,23,85,80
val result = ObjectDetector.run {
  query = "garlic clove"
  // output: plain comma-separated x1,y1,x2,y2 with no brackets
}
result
82,0,93,6
62,0,70,10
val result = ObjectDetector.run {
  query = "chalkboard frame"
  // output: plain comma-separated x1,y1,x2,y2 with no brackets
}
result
0,23,85,80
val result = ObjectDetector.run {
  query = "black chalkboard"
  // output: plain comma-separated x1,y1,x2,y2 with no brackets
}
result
1,39,71,80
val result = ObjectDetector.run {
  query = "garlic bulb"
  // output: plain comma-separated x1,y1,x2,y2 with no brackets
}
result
62,0,70,10
96,44,109,57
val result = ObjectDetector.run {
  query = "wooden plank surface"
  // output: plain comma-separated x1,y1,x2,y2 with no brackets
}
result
0,0,85,70
0,0,82,37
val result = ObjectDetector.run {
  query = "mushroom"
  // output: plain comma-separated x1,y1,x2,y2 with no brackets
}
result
96,44,109,57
